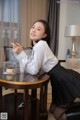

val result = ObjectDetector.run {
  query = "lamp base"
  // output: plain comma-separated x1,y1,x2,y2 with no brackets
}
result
71,37,78,58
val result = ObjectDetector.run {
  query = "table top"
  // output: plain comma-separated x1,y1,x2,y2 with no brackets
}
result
0,68,49,89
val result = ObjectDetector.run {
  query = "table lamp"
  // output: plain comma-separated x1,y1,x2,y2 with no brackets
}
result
65,25,80,57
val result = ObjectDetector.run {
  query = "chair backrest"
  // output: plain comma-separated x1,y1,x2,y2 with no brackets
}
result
4,46,17,62
4,46,32,62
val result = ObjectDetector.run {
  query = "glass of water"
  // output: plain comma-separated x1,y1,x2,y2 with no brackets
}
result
3,61,17,74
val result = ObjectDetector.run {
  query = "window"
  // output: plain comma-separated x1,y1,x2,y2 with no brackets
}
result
0,0,19,46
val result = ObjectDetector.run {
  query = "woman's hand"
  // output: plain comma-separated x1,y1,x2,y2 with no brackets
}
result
11,43,23,54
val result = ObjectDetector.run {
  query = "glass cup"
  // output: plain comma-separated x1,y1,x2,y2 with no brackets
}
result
3,61,17,74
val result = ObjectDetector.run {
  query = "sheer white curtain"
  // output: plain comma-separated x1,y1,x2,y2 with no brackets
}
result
0,0,19,46
0,0,20,67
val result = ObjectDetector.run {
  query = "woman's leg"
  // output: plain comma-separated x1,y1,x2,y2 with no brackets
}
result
53,105,68,120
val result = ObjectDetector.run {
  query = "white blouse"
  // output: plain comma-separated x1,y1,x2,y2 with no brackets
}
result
17,40,58,75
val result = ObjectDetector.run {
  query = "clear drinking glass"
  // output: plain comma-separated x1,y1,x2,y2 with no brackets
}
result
3,61,17,74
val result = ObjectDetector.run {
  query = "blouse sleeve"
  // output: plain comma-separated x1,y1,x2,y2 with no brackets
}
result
17,45,44,75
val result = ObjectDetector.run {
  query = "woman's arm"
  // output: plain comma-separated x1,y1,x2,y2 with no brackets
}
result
17,44,44,75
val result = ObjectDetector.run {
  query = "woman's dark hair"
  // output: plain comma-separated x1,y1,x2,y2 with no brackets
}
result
31,19,50,47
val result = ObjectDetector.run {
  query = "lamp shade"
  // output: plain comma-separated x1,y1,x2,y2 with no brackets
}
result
65,25,80,37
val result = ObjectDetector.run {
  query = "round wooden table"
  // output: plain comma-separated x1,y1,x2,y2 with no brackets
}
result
0,68,49,120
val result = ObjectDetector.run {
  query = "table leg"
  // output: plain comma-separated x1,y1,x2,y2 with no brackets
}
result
31,89,37,99
43,85,48,113
24,89,29,120
14,91,18,120
0,87,2,112
40,84,48,120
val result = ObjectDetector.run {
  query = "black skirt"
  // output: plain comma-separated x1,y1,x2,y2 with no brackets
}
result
48,63,80,105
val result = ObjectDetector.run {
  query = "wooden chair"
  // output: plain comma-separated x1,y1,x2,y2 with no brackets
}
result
4,46,32,61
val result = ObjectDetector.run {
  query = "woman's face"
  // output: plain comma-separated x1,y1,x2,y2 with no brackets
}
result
30,22,47,41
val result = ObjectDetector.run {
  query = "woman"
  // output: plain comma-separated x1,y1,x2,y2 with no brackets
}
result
12,19,80,120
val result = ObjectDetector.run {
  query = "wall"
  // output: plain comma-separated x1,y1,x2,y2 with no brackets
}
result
58,1,80,59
